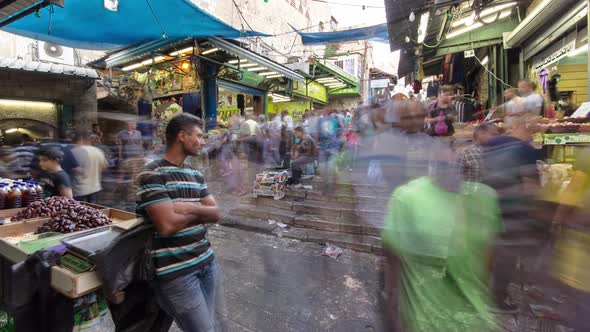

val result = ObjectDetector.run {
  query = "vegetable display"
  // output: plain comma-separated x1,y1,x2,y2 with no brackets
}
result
11,197,111,234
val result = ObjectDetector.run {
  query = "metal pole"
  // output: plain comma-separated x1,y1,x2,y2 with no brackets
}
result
587,0,590,96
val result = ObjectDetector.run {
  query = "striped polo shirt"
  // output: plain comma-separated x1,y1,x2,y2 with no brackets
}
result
137,158,214,280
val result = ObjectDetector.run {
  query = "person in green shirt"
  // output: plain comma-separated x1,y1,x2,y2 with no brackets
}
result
382,177,500,332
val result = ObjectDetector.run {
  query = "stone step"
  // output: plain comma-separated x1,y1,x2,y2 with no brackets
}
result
229,204,296,224
220,215,383,255
239,195,387,220
291,201,385,220
228,204,383,237
293,215,383,237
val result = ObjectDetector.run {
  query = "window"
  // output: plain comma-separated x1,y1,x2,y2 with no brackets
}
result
332,58,359,77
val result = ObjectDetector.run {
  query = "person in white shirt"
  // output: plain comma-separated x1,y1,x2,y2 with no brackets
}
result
518,79,544,116
71,131,108,203
282,110,294,131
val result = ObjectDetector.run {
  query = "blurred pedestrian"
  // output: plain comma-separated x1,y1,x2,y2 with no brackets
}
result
318,107,341,193
92,123,104,145
382,171,499,332
518,79,545,116
457,123,500,183
71,132,108,204
289,126,316,187
552,147,590,331
282,110,294,132
270,112,283,166
240,113,261,188
38,146,73,199
11,134,37,180
483,123,544,313
117,120,143,164
0,147,13,179
426,85,457,137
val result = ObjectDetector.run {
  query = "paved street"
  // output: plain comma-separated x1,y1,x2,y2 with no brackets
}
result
165,224,575,332
170,225,384,332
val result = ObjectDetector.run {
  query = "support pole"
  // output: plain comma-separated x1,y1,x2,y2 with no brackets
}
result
587,0,590,96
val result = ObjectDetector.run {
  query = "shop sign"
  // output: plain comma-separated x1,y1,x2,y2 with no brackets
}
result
533,39,576,72
293,81,328,103
370,79,389,88
329,85,360,96
228,70,265,88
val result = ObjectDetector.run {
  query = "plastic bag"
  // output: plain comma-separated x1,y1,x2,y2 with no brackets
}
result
434,111,449,136
73,292,115,332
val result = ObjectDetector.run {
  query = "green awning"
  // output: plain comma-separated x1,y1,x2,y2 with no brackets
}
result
433,18,518,58
311,58,360,87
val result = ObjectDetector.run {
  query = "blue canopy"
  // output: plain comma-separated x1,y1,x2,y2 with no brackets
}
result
2,0,258,50
295,23,389,46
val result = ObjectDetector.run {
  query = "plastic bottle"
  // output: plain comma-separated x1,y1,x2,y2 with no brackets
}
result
35,182,45,201
0,184,7,210
6,185,22,209
27,183,38,203
21,184,34,207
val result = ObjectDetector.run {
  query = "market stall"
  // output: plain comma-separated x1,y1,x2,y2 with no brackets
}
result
0,195,141,330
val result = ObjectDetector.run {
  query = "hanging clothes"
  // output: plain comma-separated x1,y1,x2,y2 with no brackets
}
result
451,52,465,85
540,69,550,94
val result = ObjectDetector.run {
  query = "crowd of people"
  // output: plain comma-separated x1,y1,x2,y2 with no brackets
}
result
0,76,588,331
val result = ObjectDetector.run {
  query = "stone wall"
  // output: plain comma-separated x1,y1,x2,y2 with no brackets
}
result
0,69,97,135
329,95,361,112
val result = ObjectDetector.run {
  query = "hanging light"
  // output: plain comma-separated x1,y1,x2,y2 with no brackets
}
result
169,47,194,56
228,59,245,64
409,11,416,22
248,67,268,72
181,61,191,70
405,36,411,43
201,48,219,55
417,12,430,44
266,74,284,79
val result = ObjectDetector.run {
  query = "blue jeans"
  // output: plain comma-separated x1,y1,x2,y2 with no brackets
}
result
74,192,98,204
153,260,221,332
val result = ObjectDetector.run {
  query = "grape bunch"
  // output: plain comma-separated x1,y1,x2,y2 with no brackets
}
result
11,197,111,234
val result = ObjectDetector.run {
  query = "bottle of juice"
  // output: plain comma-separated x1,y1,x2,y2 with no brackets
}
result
0,184,7,210
6,185,22,209
21,183,34,207
27,183,38,203
35,182,45,201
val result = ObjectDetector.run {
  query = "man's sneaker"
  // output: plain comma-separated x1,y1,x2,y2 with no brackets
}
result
490,297,520,314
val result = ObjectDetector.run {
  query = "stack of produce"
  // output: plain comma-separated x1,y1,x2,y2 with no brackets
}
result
11,197,111,234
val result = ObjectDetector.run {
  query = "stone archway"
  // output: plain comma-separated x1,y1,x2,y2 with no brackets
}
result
0,118,57,144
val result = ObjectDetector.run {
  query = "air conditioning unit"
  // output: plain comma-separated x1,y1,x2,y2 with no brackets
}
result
38,41,75,65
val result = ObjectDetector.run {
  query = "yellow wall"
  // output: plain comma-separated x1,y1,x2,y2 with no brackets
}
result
554,64,588,107
530,64,588,108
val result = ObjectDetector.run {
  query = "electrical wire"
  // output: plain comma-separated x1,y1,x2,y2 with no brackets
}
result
474,54,512,88
145,0,167,39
